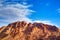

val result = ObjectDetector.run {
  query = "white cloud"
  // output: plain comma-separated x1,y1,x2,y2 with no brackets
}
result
0,3,35,27
0,1,59,28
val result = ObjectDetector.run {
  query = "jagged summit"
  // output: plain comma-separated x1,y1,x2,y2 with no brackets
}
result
0,21,60,40
7,21,58,32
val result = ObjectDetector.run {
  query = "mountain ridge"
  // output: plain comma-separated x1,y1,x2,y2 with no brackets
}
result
0,21,60,40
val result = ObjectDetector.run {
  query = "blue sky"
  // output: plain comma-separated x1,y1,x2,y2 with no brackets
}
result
0,0,60,28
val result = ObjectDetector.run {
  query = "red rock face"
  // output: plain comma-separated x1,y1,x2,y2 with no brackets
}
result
0,21,60,40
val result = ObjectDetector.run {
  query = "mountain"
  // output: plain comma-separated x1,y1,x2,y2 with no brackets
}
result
0,21,60,40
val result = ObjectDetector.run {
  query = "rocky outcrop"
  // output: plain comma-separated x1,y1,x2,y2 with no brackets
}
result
0,21,60,40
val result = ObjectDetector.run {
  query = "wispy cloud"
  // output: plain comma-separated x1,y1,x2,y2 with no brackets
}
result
0,0,59,28
0,3,34,23
0,1,35,27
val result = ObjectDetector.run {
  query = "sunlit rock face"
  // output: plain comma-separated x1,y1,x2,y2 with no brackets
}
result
0,21,60,40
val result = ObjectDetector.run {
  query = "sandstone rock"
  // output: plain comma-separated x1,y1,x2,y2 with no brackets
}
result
0,21,60,40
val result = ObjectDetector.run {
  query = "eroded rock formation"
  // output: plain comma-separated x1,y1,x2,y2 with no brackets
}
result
0,21,60,40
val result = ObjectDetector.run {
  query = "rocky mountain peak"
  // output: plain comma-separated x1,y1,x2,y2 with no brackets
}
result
0,21,60,40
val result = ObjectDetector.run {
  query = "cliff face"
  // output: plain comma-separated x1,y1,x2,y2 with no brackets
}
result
0,21,60,40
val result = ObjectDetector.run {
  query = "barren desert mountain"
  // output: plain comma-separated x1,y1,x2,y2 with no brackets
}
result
0,21,60,40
